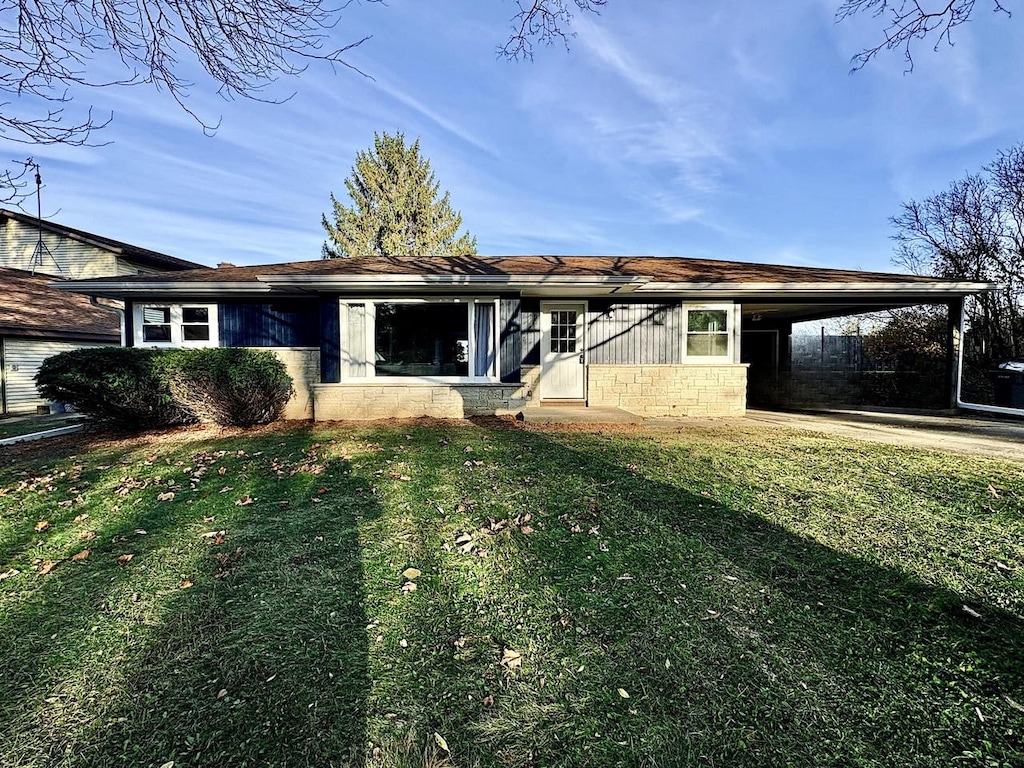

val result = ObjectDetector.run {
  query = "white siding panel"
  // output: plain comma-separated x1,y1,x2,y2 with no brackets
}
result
0,218,117,279
3,339,111,413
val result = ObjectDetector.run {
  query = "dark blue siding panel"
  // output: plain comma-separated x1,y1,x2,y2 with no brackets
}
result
219,302,319,348
319,296,341,384
499,298,522,383
521,299,541,366
587,300,682,364
124,300,134,347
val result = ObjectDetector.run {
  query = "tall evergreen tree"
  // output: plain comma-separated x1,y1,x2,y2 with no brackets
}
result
321,132,478,258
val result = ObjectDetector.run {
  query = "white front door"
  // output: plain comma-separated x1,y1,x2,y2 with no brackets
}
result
540,302,586,400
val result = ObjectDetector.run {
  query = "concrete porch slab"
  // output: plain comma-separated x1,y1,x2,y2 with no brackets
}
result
517,406,643,424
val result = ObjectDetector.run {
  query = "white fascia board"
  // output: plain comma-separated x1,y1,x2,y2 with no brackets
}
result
256,274,651,291
637,281,1001,296
52,280,272,297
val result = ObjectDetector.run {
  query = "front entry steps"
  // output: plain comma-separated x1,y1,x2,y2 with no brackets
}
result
516,406,642,424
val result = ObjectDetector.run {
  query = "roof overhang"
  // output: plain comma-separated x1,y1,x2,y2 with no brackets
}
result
52,273,1000,301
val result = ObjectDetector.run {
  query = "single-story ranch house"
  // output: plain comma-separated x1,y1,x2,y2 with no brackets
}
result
59,255,996,420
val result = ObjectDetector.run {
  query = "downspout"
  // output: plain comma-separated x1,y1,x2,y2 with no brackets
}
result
90,297,126,346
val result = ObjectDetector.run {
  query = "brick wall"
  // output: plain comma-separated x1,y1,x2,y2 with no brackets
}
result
587,364,747,417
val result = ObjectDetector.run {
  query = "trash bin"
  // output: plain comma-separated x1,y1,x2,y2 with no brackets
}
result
993,364,1024,408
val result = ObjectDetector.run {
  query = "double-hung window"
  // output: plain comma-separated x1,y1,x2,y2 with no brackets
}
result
683,305,733,361
340,298,497,380
134,304,218,347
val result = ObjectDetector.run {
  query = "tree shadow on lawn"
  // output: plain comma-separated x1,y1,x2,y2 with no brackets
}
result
383,423,1024,768
0,427,379,768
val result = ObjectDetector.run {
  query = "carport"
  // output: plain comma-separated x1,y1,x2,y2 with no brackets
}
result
739,288,986,413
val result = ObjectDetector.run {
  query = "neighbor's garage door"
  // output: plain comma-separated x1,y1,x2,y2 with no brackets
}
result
2,339,109,414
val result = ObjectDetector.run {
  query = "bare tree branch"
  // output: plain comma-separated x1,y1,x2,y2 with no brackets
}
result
837,0,1011,71
0,0,383,144
500,0,606,60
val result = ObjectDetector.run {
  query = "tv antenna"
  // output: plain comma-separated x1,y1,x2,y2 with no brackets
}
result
20,158,62,277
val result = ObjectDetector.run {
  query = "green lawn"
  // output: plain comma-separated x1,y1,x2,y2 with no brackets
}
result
0,419,1022,768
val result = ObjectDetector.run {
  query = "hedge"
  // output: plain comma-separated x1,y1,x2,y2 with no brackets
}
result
36,347,293,430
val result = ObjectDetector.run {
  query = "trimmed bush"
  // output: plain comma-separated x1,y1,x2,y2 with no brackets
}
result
160,348,294,427
35,348,192,430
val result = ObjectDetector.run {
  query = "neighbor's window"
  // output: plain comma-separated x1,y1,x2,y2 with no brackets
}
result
341,299,496,379
135,304,217,347
685,308,730,358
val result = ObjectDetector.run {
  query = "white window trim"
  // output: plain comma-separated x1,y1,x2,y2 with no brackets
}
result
681,303,738,363
339,297,501,383
133,303,219,348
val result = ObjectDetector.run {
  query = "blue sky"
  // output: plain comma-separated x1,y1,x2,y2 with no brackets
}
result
7,0,1024,272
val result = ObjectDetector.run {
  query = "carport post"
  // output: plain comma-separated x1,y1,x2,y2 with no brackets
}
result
946,298,964,410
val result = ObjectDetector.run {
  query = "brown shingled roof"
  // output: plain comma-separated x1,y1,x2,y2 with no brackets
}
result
0,268,120,340
76,254,943,285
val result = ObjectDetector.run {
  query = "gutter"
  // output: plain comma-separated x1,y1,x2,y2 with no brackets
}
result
89,296,126,346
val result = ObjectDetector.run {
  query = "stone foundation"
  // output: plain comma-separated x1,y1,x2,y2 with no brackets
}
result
312,379,535,420
587,364,747,417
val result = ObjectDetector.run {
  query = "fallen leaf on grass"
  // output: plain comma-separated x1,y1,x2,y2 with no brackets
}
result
962,604,983,619
37,560,57,575
617,688,630,699
80,530,97,542
156,492,175,502
0,568,19,581
401,581,417,593
71,550,91,561
402,567,421,580
134,529,147,535
34,520,51,532
520,525,534,535
1004,695,1024,713
501,648,522,669
117,554,134,566
235,495,254,507
216,689,227,699
482,694,494,707
433,732,450,754
158,762,175,768
179,579,194,589
73,513,89,523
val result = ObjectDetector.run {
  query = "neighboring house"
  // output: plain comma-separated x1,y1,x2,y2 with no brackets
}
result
58,255,996,420
0,209,204,414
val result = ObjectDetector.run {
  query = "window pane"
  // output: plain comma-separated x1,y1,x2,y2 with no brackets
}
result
143,307,170,324
711,333,729,357
342,303,368,377
686,335,711,357
473,302,495,377
686,332,729,357
182,307,209,323
143,324,171,342
688,310,727,333
182,325,211,341
375,303,469,377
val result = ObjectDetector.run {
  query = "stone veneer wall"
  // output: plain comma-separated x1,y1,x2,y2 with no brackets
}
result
587,364,748,417
312,380,537,420
258,348,320,420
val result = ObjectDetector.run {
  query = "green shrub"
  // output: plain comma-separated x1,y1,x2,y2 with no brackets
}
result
160,348,294,427
35,348,192,430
